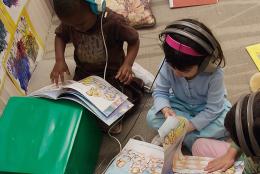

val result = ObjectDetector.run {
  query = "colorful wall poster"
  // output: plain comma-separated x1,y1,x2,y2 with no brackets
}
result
0,0,28,24
3,9,44,95
0,10,13,89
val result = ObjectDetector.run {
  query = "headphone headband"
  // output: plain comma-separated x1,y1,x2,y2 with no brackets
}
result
235,94,252,157
159,20,222,73
247,92,260,156
160,28,213,54
167,21,219,58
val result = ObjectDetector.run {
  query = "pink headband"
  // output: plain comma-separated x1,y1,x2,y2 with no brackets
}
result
165,35,203,56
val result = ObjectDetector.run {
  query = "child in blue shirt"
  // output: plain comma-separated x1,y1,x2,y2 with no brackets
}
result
146,19,231,150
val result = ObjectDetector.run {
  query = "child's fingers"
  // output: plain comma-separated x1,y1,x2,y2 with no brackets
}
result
117,72,127,82
115,71,121,79
205,160,217,171
66,69,70,75
51,72,57,84
60,72,64,82
54,75,59,86
122,72,130,83
221,162,233,172
170,110,176,116
51,71,59,86
207,162,224,173
124,74,133,85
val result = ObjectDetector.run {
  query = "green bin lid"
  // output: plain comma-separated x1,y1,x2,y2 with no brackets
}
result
0,97,83,174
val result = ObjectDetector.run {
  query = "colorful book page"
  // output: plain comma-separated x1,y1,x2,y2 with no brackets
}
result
246,43,260,71
78,76,128,116
0,0,28,24
0,10,13,89
173,156,244,174
105,139,164,174
3,9,44,95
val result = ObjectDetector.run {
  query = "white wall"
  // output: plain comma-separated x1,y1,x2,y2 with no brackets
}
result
0,0,53,112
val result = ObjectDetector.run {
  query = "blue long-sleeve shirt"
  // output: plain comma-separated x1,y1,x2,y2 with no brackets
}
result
153,61,227,131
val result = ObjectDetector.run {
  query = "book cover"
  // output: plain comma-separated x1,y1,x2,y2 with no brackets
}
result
246,43,260,71
169,0,218,8
105,139,164,174
29,75,133,126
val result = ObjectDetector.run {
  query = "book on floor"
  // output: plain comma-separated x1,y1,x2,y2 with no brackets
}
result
105,138,164,174
246,43,260,71
104,116,244,174
169,0,218,8
172,155,244,174
28,75,133,126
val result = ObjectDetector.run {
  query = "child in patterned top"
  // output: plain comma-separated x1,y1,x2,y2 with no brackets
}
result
51,0,144,133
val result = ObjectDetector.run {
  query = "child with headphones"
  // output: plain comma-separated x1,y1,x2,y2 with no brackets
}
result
192,92,260,173
51,0,144,133
146,19,231,150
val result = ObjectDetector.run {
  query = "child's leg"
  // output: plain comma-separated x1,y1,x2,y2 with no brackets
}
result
146,95,192,130
192,138,230,158
147,106,165,129
183,99,231,150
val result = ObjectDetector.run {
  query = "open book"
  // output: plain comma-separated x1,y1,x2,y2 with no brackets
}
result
162,116,244,174
105,138,164,174
29,75,133,126
105,117,244,174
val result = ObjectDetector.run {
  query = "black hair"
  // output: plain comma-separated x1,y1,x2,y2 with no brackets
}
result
224,92,260,156
163,19,225,72
53,0,86,18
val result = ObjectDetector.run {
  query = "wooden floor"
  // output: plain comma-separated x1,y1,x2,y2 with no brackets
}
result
94,93,157,173
41,0,260,173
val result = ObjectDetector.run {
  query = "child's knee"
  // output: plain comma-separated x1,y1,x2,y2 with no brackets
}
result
192,138,230,158
146,108,164,129
146,109,157,129
192,138,209,156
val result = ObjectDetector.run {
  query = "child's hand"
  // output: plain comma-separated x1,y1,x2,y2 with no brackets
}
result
205,147,237,172
50,61,70,85
187,121,195,133
115,63,133,85
161,107,176,118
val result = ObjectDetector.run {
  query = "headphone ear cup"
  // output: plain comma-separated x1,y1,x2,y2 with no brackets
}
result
85,0,106,14
202,56,219,73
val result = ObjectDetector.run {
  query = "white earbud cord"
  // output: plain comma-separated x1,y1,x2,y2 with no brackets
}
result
100,11,108,80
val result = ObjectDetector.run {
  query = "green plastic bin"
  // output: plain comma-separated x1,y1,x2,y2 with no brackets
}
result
0,97,102,174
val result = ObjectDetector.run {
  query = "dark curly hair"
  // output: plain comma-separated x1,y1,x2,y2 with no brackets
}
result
53,0,85,18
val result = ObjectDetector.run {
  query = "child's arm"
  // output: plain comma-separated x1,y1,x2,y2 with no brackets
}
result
50,36,70,85
50,23,71,85
152,63,174,116
190,69,227,131
205,145,238,172
115,39,139,84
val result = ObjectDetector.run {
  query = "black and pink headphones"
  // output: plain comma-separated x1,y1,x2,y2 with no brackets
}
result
159,20,222,73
